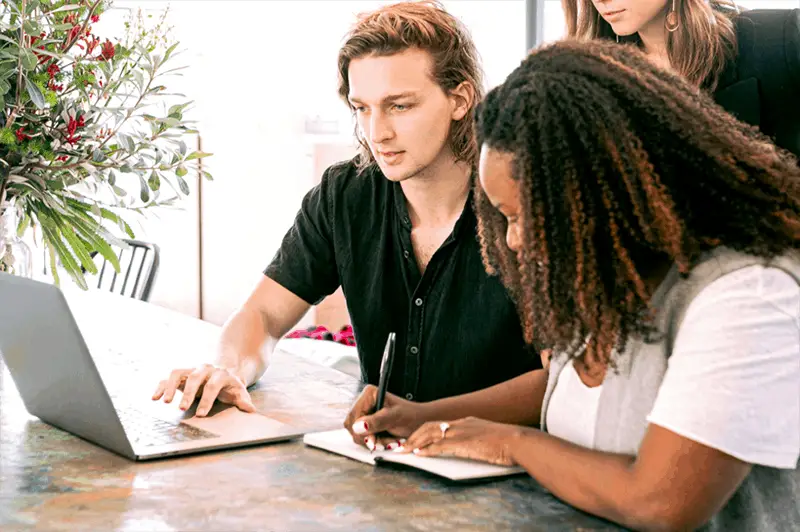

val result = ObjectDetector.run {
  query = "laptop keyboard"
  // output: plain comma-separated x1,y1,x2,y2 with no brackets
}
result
117,407,218,447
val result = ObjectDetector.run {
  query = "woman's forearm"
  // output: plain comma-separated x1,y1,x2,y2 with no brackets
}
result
508,428,672,531
421,369,547,426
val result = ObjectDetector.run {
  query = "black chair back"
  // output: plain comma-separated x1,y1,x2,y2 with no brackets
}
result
93,239,160,301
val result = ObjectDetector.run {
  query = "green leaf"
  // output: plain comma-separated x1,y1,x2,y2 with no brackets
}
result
0,78,9,95
118,133,134,153
175,175,190,195
112,185,127,197
185,151,212,161
20,48,37,71
175,164,187,177
98,207,135,239
148,170,160,191
23,21,38,35
25,78,45,109
53,23,74,31
43,4,82,15
178,140,187,157
139,174,150,202
163,42,179,63
40,221,89,290
46,245,61,286
16,212,30,237
108,171,117,186
61,226,99,275
61,211,124,273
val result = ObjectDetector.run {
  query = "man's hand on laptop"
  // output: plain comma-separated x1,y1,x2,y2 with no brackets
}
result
152,365,256,417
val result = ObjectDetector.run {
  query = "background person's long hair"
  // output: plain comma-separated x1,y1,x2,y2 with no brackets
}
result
474,40,800,364
562,0,739,90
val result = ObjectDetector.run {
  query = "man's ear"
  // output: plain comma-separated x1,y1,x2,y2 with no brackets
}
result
449,81,476,121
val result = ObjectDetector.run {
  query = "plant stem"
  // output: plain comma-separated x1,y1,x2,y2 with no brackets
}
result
0,176,7,207
5,0,27,130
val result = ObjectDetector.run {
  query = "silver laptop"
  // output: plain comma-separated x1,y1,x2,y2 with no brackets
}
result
0,272,307,460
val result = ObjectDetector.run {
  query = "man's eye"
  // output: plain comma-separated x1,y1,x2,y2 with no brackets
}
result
353,106,366,113
393,104,409,111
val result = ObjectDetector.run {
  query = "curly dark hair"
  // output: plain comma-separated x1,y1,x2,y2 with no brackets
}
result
474,39,800,362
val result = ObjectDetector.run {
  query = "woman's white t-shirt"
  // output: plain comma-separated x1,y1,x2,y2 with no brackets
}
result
545,265,800,469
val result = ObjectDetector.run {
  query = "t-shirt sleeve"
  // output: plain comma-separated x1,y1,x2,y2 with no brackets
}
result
263,167,341,305
646,265,800,469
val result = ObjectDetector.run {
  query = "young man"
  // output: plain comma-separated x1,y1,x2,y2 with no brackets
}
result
152,1,539,417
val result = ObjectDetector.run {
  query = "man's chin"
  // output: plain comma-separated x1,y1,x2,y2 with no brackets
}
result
379,165,413,182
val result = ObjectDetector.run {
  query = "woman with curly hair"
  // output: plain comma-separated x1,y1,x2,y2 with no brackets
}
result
345,40,800,530
563,0,800,158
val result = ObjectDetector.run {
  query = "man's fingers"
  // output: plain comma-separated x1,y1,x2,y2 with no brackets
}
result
235,392,257,413
195,371,228,416
179,366,212,409
152,381,165,400
162,369,191,402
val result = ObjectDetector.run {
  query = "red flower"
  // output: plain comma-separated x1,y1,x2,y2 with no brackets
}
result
67,115,85,136
84,34,100,55
100,40,115,61
15,127,30,142
47,63,60,78
66,24,81,44
91,15,100,23
56,155,69,162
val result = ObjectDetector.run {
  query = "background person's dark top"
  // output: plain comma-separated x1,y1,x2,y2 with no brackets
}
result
264,159,540,402
714,8,800,159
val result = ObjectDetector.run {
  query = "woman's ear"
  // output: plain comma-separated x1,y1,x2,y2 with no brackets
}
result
450,81,476,121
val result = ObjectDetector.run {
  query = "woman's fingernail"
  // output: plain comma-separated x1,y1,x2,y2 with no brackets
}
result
393,446,405,453
386,442,398,450
413,448,421,455
196,408,206,416
352,421,368,434
365,438,375,451
375,443,385,452
399,438,407,444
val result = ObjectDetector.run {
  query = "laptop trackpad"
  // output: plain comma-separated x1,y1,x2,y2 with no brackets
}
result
180,403,290,440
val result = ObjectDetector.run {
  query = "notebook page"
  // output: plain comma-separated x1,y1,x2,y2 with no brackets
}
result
303,429,525,481
380,451,524,481
302,428,378,465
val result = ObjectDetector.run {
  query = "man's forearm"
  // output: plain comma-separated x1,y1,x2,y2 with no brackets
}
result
216,307,278,386
420,369,547,426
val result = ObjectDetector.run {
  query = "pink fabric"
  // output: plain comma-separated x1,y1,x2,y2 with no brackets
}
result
286,325,356,347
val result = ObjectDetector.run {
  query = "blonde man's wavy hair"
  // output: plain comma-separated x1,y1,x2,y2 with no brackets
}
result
337,1,484,172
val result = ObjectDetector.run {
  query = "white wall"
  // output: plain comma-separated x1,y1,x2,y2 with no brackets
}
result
84,1,525,326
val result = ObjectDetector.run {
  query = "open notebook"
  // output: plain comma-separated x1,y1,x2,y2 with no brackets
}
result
303,428,525,482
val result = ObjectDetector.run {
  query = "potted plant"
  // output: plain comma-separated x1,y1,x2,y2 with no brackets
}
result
0,0,211,287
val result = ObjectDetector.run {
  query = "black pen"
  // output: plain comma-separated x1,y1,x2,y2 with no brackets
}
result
370,332,396,452
375,332,396,411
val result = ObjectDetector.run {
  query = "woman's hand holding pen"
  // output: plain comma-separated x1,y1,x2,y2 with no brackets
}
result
344,384,429,451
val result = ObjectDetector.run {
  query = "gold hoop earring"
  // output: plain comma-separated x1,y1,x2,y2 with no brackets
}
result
665,0,680,32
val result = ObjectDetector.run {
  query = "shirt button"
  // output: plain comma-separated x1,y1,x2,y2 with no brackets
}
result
403,250,410,259
403,217,410,225
414,298,423,307
405,393,414,400
409,346,419,354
